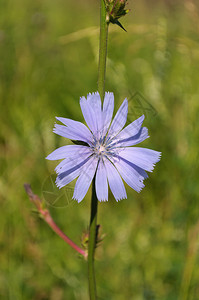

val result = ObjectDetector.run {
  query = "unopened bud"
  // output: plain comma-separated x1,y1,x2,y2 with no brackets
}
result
104,0,129,30
81,225,106,250
81,230,89,250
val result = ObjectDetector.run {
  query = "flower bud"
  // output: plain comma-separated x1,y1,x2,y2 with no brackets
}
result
81,230,89,250
105,0,129,29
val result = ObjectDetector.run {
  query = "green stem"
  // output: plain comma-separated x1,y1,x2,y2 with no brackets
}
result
88,179,98,299
88,1,109,299
98,0,109,101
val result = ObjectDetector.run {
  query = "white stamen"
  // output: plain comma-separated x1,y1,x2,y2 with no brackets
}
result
99,145,105,153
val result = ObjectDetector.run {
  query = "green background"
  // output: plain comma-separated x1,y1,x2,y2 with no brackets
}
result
1,0,199,299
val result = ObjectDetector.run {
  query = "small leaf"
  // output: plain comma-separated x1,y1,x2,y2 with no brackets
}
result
110,18,127,32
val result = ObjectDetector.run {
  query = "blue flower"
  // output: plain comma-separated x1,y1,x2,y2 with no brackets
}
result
46,92,161,202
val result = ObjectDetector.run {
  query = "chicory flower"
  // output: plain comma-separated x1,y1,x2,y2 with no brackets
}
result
46,92,161,202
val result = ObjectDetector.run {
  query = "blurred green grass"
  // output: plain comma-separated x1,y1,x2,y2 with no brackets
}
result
1,0,199,299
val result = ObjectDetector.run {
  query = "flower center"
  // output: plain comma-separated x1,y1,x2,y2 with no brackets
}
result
93,142,107,157
99,145,106,154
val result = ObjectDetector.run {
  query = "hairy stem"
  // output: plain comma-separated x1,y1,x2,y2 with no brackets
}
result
87,1,109,299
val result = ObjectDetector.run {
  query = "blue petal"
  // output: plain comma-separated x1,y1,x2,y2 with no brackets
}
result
53,123,92,143
73,156,98,202
46,145,90,161
112,156,146,192
117,127,149,147
102,92,114,136
55,148,92,174
107,98,128,138
87,92,103,137
95,158,108,201
55,154,92,188
115,115,145,141
56,166,81,188
118,147,161,172
104,157,127,201
56,117,93,142
80,95,98,137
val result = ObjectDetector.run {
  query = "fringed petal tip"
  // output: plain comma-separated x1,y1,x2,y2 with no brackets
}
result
99,198,109,202
105,91,113,96
86,91,114,100
55,180,62,189
115,195,127,202
87,91,99,97
72,196,81,203
83,91,114,102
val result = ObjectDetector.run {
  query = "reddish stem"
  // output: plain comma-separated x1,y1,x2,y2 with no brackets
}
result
24,184,87,259
40,209,87,258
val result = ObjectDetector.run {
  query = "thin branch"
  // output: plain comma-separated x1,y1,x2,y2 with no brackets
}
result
24,183,87,259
